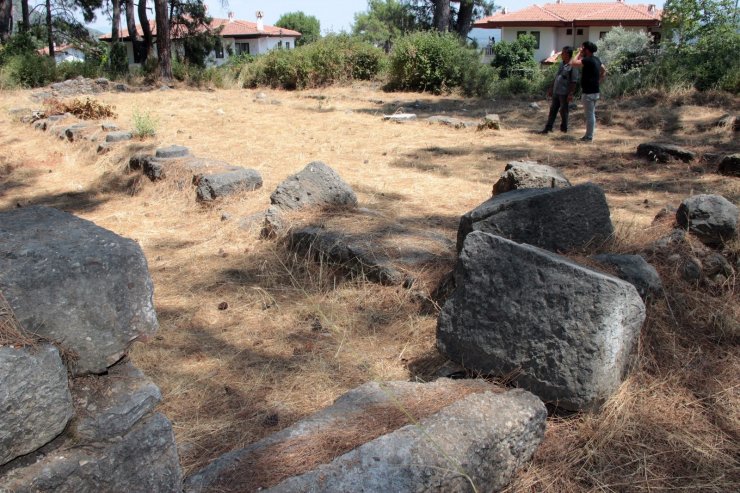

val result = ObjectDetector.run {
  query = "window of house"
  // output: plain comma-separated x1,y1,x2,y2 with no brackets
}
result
566,28,573,35
530,31,540,49
236,42,249,55
577,28,584,35
278,40,283,49
215,39,224,59
285,41,290,49
599,31,608,40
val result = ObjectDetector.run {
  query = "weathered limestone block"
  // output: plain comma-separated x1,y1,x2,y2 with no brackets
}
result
0,345,73,466
438,232,646,411
457,183,613,253
492,161,571,195
270,161,357,212
195,168,263,202
0,413,182,493
0,206,159,375
185,379,544,493
71,362,162,441
266,390,546,493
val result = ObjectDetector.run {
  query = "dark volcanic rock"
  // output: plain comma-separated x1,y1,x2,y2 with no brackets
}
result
492,161,571,195
637,142,695,163
271,161,357,212
457,183,613,253
676,194,738,246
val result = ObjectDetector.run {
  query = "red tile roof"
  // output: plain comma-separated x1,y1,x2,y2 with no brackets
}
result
38,44,78,56
474,2,662,28
100,18,300,41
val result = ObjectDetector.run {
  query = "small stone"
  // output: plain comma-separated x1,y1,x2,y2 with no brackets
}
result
218,302,228,311
155,145,190,159
681,257,703,282
718,154,740,177
676,194,738,246
637,142,695,163
383,113,417,122
106,131,133,143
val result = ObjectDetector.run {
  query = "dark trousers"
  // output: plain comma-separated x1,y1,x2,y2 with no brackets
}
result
545,94,570,132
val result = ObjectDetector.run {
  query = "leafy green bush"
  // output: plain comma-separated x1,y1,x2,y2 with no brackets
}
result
388,31,479,93
56,60,102,81
132,109,157,138
107,42,129,78
2,54,56,88
238,35,384,90
490,34,538,79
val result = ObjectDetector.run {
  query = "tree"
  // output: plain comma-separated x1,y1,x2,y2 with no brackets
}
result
662,0,737,49
491,33,538,78
154,0,171,78
169,0,221,66
111,0,120,42
275,11,320,46
352,0,419,45
0,0,11,42
433,0,450,32
124,0,143,62
138,0,153,62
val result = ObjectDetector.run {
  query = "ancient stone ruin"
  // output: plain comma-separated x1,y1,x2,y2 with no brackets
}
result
0,206,181,492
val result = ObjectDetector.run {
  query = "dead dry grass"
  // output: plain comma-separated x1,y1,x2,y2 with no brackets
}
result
1,82,739,491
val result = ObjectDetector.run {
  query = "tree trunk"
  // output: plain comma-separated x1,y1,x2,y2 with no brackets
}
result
0,0,12,42
112,0,121,42
45,0,54,58
21,0,30,33
125,0,143,62
154,0,171,79
455,0,475,39
139,0,153,63
433,0,451,33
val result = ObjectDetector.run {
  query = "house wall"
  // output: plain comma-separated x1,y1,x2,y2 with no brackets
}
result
500,25,661,62
55,48,85,64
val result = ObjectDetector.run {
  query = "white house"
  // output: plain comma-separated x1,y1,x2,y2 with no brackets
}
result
38,44,86,64
474,1,662,63
100,12,301,67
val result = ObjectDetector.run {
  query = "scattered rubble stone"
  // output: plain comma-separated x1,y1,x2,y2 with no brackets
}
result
195,168,263,202
591,253,663,300
492,161,571,195
676,194,738,246
426,115,476,128
270,161,357,212
718,154,740,177
478,113,501,130
637,142,696,163
383,113,417,122
105,131,133,143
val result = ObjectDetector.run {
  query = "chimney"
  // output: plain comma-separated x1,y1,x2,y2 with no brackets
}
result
556,0,562,3
502,7,508,14
228,11,235,23
256,11,264,32
648,4,656,13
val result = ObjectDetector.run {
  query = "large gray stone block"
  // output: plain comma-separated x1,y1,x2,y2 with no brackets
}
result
0,413,182,493
676,194,738,246
195,168,263,202
457,183,613,253
492,161,571,195
71,362,162,441
0,345,73,466
438,232,646,411
267,389,546,493
0,206,159,375
185,379,505,492
270,161,357,212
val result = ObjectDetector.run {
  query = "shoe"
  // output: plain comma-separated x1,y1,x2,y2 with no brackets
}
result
580,136,593,142
560,128,567,133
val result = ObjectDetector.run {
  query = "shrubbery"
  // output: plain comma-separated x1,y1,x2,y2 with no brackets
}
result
238,35,384,89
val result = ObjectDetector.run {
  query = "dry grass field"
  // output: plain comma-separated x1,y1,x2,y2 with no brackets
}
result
1,82,739,491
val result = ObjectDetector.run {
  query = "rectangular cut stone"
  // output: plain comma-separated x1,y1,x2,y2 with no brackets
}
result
457,183,613,253
438,232,646,411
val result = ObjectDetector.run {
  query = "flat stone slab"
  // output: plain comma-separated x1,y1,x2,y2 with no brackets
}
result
195,168,263,202
105,131,133,143
457,183,613,253
185,379,545,493
383,113,417,122
426,115,476,128
0,206,159,375
71,362,162,441
718,154,740,177
438,232,646,411
270,161,357,212
155,145,190,159
101,122,118,131
637,142,696,163
492,161,571,195
0,345,73,466
676,194,738,246
63,124,92,142
0,413,182,493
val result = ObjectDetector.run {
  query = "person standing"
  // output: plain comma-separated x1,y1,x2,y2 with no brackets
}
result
540,46,579,134
570,41,607,142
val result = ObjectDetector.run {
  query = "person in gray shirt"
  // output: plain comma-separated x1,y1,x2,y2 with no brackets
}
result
540,46,579,134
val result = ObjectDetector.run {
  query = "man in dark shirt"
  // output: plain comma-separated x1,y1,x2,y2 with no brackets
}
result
541,46,579,134
570,41,607,142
